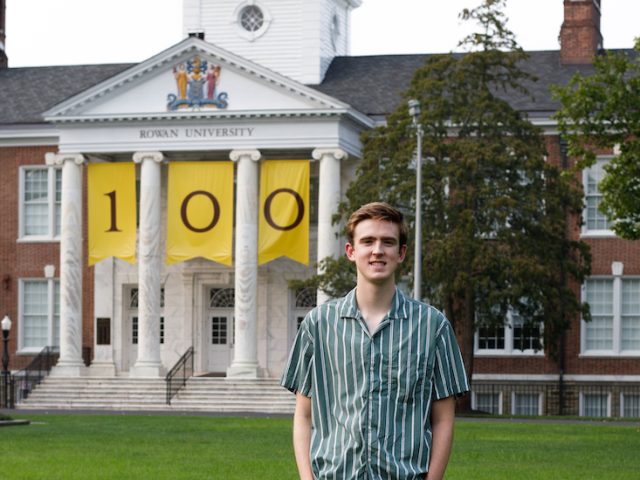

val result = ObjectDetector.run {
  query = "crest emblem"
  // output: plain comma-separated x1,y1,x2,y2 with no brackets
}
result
167,56,229,111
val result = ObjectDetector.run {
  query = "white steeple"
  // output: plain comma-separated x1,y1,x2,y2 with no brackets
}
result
183,0,362,84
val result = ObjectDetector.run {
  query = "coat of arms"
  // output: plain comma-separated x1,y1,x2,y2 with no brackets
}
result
167,56,229,111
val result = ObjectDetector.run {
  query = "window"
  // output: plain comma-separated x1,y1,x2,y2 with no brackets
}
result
581,392,610,418
20,166,61,239
583,157,613,234
239,5,263,32
19,279,60,352
129,288,165,345
583,277,640,355
292,287,317,331
475,310,542,355
211,317,228,345
131,317,164,345
474,392,502,414
512,393,541,416
209,288,235,345
621,279,640,351
234,1,271,41
621,394,640,418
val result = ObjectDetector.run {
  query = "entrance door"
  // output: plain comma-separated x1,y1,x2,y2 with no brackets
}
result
206,288,235,373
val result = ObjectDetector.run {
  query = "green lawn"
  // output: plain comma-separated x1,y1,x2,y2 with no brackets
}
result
2,414,639,479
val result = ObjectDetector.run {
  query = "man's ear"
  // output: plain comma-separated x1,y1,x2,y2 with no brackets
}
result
398,244,408,262
345,242,356,261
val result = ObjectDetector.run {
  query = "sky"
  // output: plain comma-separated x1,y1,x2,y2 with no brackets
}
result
4,0,639,68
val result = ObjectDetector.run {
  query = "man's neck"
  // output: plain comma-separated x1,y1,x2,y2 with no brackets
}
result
355,280,396,334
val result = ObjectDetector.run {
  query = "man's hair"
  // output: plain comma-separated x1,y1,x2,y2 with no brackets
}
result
346,202,408,247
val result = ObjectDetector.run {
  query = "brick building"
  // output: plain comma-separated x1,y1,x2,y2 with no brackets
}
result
0,0,638,416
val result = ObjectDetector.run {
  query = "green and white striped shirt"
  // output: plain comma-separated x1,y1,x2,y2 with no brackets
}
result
281,287,469,480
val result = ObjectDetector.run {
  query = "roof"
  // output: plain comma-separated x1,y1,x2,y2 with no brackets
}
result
0,49,633,126
0,63,132,125
314,50,600,119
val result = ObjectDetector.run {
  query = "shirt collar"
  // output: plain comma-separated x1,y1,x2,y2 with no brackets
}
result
339,287,409,321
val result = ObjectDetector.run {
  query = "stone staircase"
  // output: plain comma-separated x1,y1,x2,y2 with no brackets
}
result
16,376,296,414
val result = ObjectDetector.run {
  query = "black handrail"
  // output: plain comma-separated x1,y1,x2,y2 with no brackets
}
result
165,347,194,405
15,346,59,402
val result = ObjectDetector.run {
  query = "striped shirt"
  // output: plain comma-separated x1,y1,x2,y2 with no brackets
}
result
281,287,469,480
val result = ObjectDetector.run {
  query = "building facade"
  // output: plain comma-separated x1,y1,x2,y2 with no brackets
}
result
1,0,639,416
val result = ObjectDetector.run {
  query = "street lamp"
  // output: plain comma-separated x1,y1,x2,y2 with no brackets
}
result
1,315,11,408
408,99,423,301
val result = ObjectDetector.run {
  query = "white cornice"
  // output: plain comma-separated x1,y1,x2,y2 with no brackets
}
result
0,125,59,146
45,107,374,129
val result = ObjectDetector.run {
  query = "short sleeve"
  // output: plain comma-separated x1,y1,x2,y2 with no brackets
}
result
432,318,470,400
280,312,314,397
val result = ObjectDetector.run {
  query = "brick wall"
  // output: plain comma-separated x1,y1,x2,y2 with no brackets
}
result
0,145,94,370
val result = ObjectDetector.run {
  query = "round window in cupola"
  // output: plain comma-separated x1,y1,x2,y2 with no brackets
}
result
235,1,271,41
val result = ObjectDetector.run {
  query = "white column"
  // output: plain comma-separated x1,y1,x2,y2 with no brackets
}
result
130,151,164,377
46,153,87,377
312,148,347,305
227,149,261,378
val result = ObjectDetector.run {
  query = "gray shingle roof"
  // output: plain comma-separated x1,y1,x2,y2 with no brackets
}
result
0,49,633,126
0,63,132,125
313,50,601,119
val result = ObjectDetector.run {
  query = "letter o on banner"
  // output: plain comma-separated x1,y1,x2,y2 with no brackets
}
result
264,188,304,231
180,190,220,233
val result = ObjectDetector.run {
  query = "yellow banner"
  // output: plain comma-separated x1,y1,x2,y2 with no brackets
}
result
166,162,234,265
259,160,309,265
88,163,137,266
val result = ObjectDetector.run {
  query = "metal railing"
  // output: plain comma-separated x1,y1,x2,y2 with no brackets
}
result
14,346,59,403
165,347,194,405
1,374,15,408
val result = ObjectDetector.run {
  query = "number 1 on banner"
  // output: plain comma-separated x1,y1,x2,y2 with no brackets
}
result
104,190,122,232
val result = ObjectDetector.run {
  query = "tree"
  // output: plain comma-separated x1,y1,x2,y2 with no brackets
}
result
554,39,640,240
298,0,591,384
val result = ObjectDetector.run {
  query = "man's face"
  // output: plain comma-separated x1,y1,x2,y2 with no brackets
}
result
345,219,407,286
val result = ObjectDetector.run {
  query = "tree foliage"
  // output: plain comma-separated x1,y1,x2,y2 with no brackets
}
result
554,39,640,239
303,0,591,379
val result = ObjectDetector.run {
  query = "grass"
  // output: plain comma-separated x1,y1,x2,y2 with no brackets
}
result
3,413,639,479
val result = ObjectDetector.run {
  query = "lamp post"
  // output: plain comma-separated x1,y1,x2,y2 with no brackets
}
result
1,315,11,408
408,99,423,301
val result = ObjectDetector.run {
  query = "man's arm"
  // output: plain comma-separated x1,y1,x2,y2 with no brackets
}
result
293,392,314,480
425,396,456,480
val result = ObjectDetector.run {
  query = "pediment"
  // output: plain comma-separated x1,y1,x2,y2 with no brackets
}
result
44,37,355,122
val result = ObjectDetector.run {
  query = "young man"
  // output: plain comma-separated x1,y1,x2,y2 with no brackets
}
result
281,202,469,480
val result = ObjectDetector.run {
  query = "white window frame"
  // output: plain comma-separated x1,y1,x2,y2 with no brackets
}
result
511,392,543,416
582,156,615,237
18,165,61,242
620,392,640,418
474,311,544,357
581,274,640,357
579,391,611,418
18,278,60,354
472,391,503,415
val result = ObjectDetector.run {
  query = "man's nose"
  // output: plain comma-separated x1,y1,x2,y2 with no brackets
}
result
372,241,383,254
